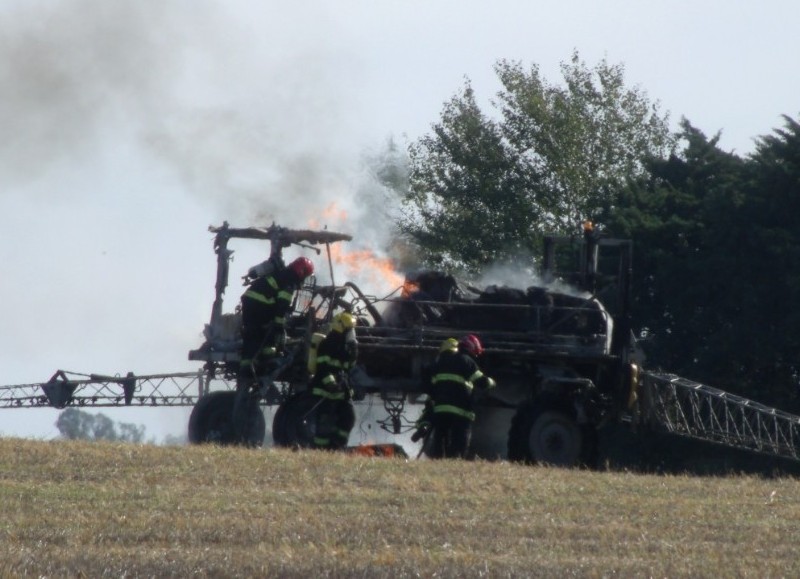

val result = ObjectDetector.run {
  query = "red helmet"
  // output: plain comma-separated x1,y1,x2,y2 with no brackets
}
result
458,334,484,357
288,257,314,280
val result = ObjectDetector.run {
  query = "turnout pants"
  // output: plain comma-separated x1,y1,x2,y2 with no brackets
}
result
313,398,355,450
429,412,472,459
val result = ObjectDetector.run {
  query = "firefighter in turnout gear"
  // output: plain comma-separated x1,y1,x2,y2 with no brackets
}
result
427,334,496,459
233,256,314,444
411,338,458,444
311,312,358,450
238,256,314,379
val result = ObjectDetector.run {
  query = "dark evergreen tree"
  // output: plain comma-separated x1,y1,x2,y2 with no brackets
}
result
608,116,800,408
736,115,800,406
608,120,747,382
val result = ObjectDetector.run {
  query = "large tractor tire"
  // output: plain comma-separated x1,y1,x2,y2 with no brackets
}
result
188,390,266,446
271,391,320,449
507,401,596,467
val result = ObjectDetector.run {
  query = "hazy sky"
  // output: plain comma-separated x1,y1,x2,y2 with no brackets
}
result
2,0,798,441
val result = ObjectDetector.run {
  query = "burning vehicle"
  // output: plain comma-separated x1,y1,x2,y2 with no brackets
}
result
4,221,800,469
186,222,639,465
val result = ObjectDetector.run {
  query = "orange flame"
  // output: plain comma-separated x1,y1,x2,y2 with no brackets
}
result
401,279,419,298
346,443,408,458
308,202,405,294
329,244,405,293
308,202,348,230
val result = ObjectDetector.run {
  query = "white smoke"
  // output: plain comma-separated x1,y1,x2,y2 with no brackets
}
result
0,1,394,220
478,258,540,291
0,0,403,440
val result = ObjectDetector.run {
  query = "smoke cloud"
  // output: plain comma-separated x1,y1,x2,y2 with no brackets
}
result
0,1,193,184
0,1,405,440
0,1,394,224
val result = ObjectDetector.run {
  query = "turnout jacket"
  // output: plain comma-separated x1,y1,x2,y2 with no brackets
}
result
429,348,496,421
240,268,301,332
311,328,358,400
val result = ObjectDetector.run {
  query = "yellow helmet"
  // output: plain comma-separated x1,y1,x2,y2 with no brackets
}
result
331,312,356,333
439,338,458,353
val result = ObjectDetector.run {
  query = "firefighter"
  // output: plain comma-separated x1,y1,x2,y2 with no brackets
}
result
411,338,458,444
310,312,358,450
238,256,314,380
427,334,496,459
233,256,314,444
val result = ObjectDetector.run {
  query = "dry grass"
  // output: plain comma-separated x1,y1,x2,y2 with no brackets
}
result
0,438,798,578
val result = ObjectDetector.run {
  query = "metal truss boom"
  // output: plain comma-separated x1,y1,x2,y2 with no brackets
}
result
641,372,800,462
0,370,234,410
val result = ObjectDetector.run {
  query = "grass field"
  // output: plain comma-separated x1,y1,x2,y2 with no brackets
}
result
1,438,798,577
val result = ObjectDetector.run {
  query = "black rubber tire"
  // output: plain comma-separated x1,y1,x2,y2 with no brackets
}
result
507,403,591,467
528,409,582,466
507,401,535,462
271,391,319,449
188,390,265,446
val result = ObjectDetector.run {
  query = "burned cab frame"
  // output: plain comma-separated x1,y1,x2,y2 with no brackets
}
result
188,222,353,373
186,222,353,445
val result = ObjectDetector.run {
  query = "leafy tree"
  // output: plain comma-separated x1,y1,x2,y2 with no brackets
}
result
161,433,188,446
368,136,410,195
401,81,533,271
56,408,96,441
357,137,417,272
400,52,675,272
56,408,146,443
495,53,676,231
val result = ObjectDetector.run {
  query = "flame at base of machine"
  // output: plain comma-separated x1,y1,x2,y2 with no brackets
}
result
345,443,408,458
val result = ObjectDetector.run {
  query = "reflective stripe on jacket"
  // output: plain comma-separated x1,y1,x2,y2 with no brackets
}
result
428,349,495,421
241,272,298,329
311,328,358,397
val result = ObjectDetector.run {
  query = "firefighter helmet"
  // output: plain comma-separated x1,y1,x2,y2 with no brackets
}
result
458,334,484,357
287,257,314,280
331,312,356,333
439,338,458,352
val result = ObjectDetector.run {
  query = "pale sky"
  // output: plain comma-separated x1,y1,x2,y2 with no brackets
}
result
2,0,798,441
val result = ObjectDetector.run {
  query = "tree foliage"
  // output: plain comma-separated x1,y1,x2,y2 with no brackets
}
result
392,50,800,410
607,115,800,408
401,82,532,271
56,408,146,443
400,52,675,272
495,53,675,231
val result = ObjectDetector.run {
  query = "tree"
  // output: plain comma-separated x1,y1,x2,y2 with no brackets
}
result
400,52,675,272
608,119,748,381
496,53,675,231
401,81,535,271
56,408,146,443
734,114,800,406
607,115,800,409
161,433,188,446
356,137,418,272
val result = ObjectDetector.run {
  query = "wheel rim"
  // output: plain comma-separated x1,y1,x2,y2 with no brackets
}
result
528,411,582,466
